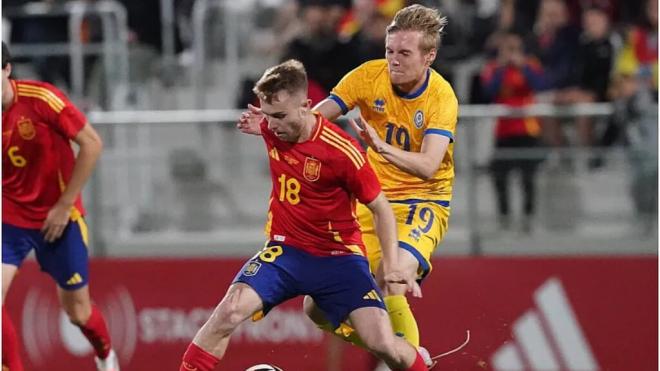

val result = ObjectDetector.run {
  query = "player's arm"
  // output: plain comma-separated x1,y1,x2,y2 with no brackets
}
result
312,98,343,121
42,123,103,242
350,117,449,180
366,193,422,297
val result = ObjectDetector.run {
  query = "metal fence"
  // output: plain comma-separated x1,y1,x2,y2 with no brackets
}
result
83,103,658,257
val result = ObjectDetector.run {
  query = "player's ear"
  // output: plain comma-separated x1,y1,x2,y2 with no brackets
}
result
425,48,437,66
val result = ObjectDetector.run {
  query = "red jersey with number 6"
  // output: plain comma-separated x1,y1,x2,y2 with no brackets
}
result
2,80,87,228
262,112,381,257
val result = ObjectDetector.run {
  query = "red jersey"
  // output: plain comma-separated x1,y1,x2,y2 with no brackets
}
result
262,113,381,257
480,60,544,139
2,80,87,228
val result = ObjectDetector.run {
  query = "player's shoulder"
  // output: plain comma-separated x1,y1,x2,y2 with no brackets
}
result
428,68,458,103
15,79,68,113
353,59,389,79
317,117,366,169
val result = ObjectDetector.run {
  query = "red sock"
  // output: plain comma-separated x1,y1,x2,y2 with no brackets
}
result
78,304,111,359
2,306,24,371
180,343,220,371
395,351,428,371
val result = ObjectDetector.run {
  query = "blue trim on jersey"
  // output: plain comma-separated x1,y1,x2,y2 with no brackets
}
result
390,199,450,207
395,69,430,99
328,94,349,115
425,128,454,142
399,241,431,282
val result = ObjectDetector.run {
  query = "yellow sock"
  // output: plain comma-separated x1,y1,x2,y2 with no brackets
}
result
384,295,419,347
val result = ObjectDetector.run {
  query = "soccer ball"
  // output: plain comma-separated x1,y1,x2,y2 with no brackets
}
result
245,364,283,371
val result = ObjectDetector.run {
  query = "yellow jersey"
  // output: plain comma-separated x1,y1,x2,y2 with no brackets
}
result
330,59,458,202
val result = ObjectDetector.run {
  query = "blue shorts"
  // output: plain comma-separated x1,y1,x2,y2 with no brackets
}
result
2,220,90,290
233,242,386,329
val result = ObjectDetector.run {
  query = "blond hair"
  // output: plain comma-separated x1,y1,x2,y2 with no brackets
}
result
253,59,308,104
386,4,447,52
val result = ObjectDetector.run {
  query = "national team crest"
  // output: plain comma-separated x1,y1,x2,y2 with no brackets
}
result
17,116,36,140
413,110,424,129
303,157,321,182
243,261,262,276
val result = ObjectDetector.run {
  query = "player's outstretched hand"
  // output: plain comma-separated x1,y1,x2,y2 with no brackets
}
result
384,270,423,298
237,104,263,135
348,116,386,153
41,201,72,242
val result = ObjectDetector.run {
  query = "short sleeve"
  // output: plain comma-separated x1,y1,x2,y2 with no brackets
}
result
30,83,87,140
343,153,381,205
329,63,369,115
425,84,458,143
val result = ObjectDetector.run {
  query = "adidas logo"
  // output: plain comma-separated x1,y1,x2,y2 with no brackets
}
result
362,289,382,302
269,148,280,161
491,278,599,370
66,273,83,285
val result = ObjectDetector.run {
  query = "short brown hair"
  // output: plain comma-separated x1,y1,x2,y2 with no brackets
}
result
386,4,447,52
253,59,308,104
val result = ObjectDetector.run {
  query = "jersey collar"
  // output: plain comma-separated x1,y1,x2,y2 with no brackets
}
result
393,68,430,99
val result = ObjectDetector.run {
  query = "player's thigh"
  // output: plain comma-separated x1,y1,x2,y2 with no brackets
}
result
232,244,301,318
309,255,386,331
35,219,90,291
2,264,19,303
390,202,450,281
211,282,264,326
2,223,41,302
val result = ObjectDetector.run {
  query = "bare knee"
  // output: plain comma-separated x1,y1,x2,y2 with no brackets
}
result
64,302,92,326
205,301,248,337
363,333,400,360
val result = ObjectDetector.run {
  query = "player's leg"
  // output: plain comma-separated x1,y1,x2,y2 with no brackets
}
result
2,223,41,371
349,307,427,371
181,282,263,371
308,254,427,370
38,219,115,370
181,244,299,371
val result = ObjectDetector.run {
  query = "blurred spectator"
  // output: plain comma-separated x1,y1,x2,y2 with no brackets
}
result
338,0,404,62
281,0,361,99
609,0,658,232
527,0,580,91
480,32,547,233
550,6,614,165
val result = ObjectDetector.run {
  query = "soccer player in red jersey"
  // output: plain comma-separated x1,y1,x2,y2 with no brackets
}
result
179,60,428,371
1,42,119,371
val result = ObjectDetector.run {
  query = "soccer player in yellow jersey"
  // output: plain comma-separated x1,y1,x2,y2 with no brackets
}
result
311,3,457,362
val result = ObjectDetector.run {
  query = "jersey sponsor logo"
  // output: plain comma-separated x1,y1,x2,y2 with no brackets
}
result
303,157,321,182
413,110,424,129
373,98,385,113
362,289,382,302
283,153,299,166
243,261,262,276
17,116,36,140
274,234,286,242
